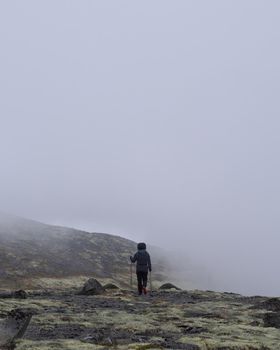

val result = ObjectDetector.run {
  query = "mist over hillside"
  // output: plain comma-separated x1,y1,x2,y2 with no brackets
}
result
0,213,191,290
1,0,280,299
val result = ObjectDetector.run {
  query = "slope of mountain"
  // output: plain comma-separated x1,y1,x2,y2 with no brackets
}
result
0,213,167,289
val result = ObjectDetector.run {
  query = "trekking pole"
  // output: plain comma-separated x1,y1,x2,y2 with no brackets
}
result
130,262,133,290
149,271,153,293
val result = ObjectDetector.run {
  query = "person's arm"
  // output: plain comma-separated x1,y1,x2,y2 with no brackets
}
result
130,252,137,263
147,253,152,272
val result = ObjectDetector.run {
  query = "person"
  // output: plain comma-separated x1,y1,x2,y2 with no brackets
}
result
130,242,152,295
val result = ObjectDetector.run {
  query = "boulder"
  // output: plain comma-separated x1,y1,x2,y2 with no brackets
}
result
78,278,105,295
0,309,32,348
263,312,280,328
261,298,280,312
159,283,181,291
12,290,27,299
0,290,27,300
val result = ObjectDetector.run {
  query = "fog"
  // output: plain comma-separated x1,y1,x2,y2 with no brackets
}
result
1,1,280,296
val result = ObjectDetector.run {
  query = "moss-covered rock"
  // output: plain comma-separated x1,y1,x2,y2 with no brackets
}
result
159,283,181,290
78,278,105,295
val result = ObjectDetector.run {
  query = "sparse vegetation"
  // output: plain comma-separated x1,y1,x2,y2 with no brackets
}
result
0,216,169,291
1,217,280,349
0,288,279,349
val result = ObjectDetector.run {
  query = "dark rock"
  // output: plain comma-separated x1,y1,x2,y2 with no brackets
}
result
0,290,27,300
263,312,280,328
260,298,280,312
159,283,181,290
0,308,32,347
177,324,207,334
0,292,11,299
12,290,27,299
78,278,105,295
164,342,200,349
0,344,16,350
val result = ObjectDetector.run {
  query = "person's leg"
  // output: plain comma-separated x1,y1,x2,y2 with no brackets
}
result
142,272,148,294
136,272,143,294
142,272,148,287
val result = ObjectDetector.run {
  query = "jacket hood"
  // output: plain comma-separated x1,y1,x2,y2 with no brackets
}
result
137,242,146,250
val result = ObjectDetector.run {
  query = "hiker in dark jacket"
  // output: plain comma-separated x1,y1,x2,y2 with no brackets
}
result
130,242,152,295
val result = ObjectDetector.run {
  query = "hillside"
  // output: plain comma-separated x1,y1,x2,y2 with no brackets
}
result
1,213,280,349
0,213,167,290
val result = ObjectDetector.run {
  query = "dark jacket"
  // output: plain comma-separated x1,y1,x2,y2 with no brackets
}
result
130,249,152,272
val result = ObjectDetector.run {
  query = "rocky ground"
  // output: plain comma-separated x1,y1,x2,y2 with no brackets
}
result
1,286,280,350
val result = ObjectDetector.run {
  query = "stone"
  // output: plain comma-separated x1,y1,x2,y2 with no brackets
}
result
261,298,280,312
0,309,32,347
263,312,280,328
12,290,27,299
0,290,27,299
78,278,105,295
159,283,181,290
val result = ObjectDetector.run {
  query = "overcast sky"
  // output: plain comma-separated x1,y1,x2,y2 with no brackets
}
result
1,1,280,296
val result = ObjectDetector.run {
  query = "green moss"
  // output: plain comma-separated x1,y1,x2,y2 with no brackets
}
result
16,340,107,349
132,344,164,350
2,289,280,350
